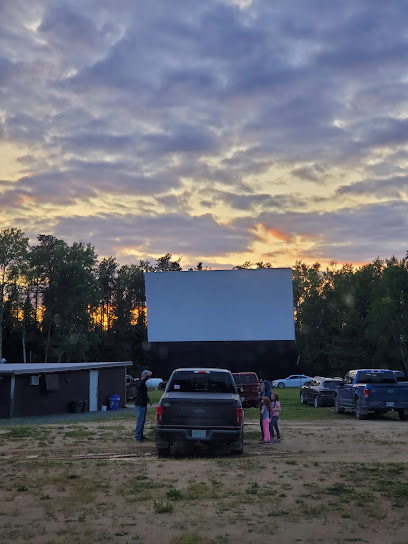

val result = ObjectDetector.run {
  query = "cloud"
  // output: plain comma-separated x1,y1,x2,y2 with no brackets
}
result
1,0,408,267
336,175,408,198
48,212,253,258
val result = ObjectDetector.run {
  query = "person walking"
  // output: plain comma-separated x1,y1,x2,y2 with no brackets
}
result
261,396,272,444
270,392,281,442
135,370,152,442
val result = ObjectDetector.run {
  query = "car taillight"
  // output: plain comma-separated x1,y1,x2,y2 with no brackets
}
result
236,407,243,425
156,405,163,423
364,388,369,399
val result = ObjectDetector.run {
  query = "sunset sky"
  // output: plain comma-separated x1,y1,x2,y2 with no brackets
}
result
1,0,407,269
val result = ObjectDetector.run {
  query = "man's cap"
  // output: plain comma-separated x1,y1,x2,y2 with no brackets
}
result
141,370,150,376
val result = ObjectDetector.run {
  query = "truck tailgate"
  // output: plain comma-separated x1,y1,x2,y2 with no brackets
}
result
367,384,408,404
161,392,238,427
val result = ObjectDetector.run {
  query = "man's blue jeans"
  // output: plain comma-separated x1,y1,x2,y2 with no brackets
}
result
135,405,147,441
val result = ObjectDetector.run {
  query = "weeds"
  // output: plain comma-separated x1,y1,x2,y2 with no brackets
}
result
153,500,174,513
166,489,183,501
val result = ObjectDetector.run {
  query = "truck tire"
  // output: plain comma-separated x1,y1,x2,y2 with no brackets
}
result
231,439,244,455
355,399,366,420
300,392,305,404
398,410,408,421
334,395,344,414
277,382,285,388
314,396,321,408
156,440,171,457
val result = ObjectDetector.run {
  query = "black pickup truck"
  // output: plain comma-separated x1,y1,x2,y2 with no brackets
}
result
156,368,244,456
335,369,408,420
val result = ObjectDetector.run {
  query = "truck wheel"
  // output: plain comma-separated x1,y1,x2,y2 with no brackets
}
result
300,392,305,404
156,442,171,457
231,440,244,455
398,410,407,421
355,399,366,420
334,395,344,414
314,396,321,408
278,382,285,388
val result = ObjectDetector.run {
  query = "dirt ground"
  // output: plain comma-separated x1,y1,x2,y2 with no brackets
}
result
0,417,407,544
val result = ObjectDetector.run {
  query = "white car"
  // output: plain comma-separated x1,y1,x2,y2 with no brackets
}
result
272,374,313,388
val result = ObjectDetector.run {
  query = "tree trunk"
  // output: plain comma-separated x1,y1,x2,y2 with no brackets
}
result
0,269,5,359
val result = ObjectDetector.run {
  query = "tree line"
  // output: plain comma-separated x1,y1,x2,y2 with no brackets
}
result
1,228,407,376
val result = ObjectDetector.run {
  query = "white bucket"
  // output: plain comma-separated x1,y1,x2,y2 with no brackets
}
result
101,405,107,412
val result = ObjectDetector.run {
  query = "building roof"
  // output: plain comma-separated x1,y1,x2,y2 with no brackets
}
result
0,362,131,375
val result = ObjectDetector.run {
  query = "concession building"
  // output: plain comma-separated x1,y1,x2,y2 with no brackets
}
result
144,268,297,379
0,362,130,418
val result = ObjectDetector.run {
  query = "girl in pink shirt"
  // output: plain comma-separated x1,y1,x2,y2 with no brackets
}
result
261,397,272,444
270,392,281,443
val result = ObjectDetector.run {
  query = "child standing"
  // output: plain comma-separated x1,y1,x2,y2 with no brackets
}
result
261,396,272,444
270,392,281,442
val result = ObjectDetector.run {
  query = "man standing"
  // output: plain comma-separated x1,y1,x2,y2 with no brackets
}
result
135,370,152,442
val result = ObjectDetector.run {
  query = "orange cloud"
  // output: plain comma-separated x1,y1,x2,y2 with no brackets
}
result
254,223,295,243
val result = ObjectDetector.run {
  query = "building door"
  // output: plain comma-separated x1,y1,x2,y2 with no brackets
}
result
89,370,98,411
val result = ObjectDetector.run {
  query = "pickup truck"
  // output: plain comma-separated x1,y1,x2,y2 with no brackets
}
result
156,368,244,456
334,369,408,420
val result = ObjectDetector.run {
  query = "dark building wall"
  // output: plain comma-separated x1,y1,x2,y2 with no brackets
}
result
13,370,90,417
98,367,127,408
0,375,11,418
147,340,298,380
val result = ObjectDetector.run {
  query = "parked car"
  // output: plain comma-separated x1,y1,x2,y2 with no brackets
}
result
300,377,343,407
156,368,243,456
232,372,261,407
335,369,408,420
393,370,408,382
272,374,313,388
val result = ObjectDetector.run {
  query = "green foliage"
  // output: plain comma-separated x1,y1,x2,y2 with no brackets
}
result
293,257,408,376
1,225,407,378
166,488,183,501
0,228,30,358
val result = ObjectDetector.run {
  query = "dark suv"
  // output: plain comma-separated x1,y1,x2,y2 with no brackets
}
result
232,372,261,407
300,376,342,407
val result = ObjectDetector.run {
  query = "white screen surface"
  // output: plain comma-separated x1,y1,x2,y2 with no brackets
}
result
145,268,295,342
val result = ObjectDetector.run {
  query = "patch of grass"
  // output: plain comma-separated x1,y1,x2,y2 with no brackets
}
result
245,481,259,495
153,500,174,513
166,489,183,501
325,482,352,496
185,482,217,500
2,427,37,439
170,534,216,544
267,509,289,516
63,428,96,438
388,483,408,506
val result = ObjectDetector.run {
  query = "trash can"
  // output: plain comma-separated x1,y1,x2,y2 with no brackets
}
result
108,394,120,411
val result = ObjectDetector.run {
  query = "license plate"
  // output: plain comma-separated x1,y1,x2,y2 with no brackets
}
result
386,402,395,407
192,429,206,438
